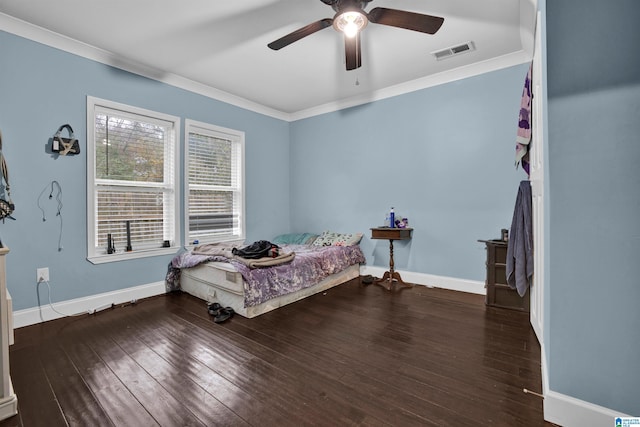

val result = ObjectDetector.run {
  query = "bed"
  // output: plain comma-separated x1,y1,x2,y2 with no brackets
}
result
165,231,366,318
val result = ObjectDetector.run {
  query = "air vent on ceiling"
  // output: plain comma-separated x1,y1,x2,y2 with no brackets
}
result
432,41,475,61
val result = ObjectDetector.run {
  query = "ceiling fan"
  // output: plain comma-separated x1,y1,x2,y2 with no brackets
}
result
267,0,444,71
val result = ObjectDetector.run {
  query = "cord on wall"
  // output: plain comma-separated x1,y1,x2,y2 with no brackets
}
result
35,279,121,319
86,303,115,315
36,280,86,320
37,180,64,251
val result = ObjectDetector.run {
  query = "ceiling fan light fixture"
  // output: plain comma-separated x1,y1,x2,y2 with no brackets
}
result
333,10,368,38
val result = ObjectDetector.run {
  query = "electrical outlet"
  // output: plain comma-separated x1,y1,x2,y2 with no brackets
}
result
36,267,49,283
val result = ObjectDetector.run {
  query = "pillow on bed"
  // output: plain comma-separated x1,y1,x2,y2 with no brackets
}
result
312,230,363,247
272,233,319,245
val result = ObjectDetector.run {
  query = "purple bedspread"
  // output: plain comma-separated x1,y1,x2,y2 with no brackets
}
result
166,244,366,307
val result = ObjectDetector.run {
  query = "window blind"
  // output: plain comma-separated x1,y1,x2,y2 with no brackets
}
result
186,124,243,243
92,105,176,252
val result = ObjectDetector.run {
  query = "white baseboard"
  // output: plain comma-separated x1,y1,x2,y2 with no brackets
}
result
12,268,483,329
10,272,632,425
0,383,18,422
12,281,166,329
360,266,485,295
544,388,631,427
538,330,631,426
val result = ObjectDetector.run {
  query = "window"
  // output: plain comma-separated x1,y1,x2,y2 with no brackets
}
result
185,120,244,245
87,97,180,263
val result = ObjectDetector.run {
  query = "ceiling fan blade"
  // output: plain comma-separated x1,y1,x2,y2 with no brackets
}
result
368,7,444,34
268,18,333,50
345,33,362,71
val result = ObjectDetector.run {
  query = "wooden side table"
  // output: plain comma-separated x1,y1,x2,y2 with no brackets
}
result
370,227,413,291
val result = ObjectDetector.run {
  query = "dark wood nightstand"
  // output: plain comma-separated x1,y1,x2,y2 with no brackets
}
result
479,239,530,311
370,227,413,291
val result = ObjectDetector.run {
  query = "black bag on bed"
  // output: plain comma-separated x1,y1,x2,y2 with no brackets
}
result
232,240,280,259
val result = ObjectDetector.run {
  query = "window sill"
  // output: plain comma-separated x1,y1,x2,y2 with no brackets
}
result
185,238,245,252
87,246,179,264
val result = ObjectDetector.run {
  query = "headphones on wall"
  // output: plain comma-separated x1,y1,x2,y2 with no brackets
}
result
52,124,81,156
37,180,64,251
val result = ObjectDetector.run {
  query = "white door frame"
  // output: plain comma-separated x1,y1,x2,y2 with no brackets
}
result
529,11,545,344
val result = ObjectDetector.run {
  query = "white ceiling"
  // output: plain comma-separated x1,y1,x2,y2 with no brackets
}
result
0,0,536,120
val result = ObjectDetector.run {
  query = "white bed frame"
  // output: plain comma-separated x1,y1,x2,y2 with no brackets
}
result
180,261,360,318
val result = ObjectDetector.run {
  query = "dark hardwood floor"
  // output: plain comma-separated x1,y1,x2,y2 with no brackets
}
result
0,278,553,426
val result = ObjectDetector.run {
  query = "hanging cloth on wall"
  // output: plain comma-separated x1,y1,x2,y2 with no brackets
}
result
0,130,15,222
515,61,533,176
506,180,533,297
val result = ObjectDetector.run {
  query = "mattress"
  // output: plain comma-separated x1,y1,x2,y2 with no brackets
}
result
180,262,360,318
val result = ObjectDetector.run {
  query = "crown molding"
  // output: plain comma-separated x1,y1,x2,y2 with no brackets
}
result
0,12,291,121
1,6,534,123
289,50,531,121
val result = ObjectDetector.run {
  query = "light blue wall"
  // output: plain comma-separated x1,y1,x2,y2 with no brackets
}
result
0,26,529,312
0,31,291,310
546,0,640,415
290,65,528,280
4,1,638,417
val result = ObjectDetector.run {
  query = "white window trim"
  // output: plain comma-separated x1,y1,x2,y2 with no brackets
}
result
184,119,245,248
86,96,181,264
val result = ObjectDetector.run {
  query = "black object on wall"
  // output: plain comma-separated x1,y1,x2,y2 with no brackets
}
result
52,124,80,156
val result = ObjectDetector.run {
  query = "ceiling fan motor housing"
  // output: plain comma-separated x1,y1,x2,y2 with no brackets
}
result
327,0,372,12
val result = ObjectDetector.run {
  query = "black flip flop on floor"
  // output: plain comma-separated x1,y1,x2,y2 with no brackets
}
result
214,307,235,324
207,302,223,316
